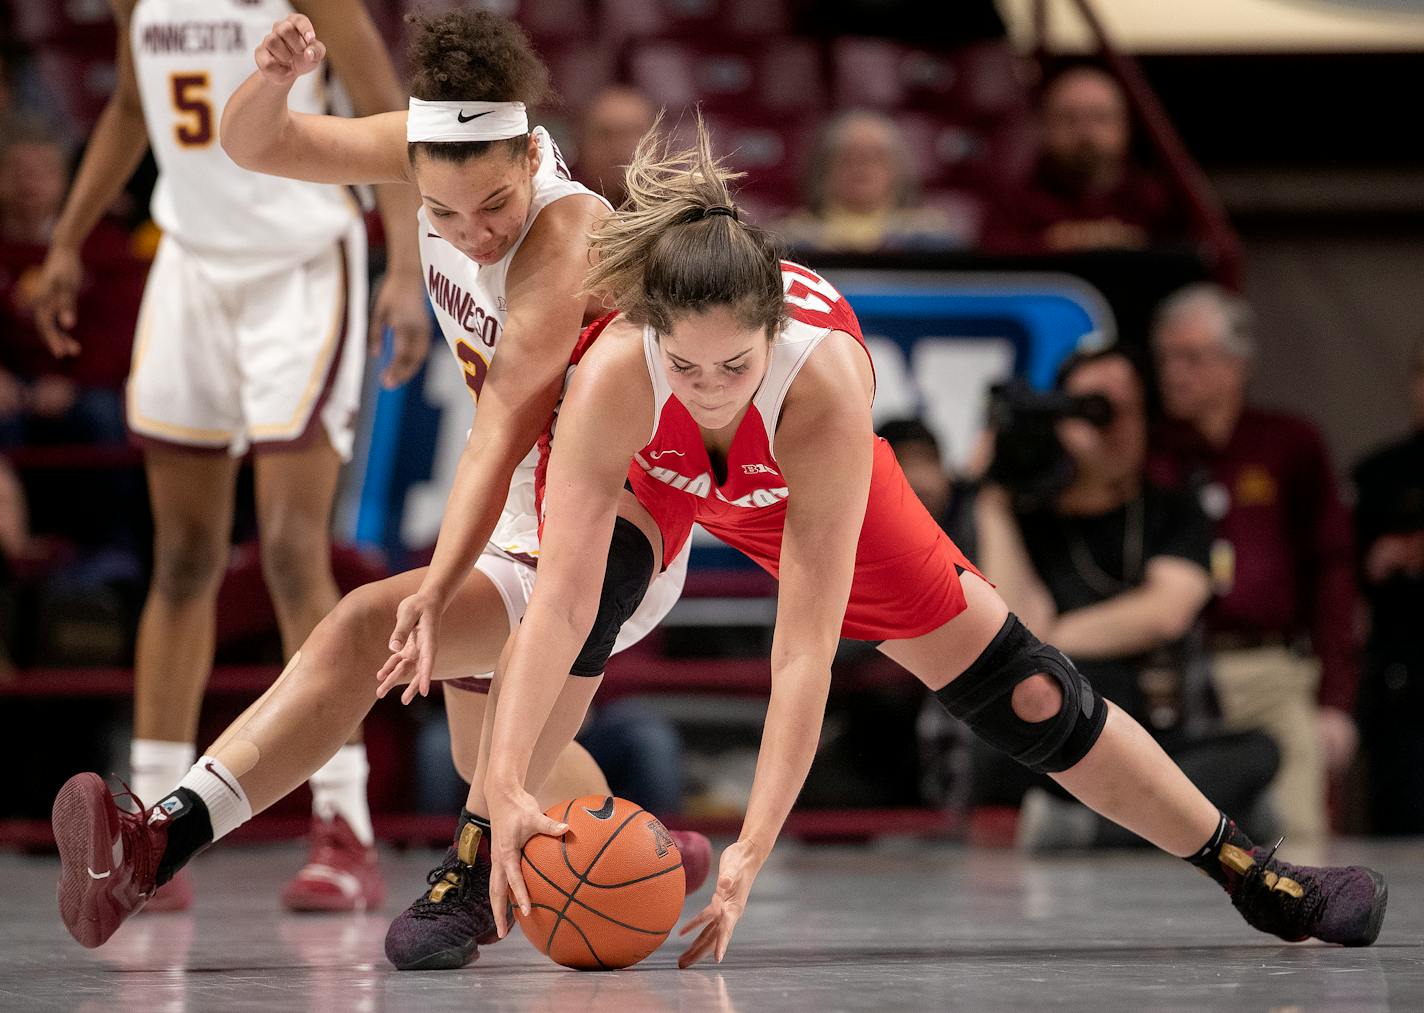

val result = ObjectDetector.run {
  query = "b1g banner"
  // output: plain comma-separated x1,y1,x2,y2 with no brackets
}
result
340,271,1113,564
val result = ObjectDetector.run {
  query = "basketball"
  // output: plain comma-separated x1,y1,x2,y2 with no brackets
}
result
515,795,686,970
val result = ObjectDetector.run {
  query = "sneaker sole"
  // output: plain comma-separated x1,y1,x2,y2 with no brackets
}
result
1347,871,1389,947
52,773,124,949
391,941,481,971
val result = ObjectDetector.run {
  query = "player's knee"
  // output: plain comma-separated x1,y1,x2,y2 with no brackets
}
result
309,582,389,678
258,519,328,607
569,517,655,677
934,615,1107,774
152,524,227,602
1011,673,1064,723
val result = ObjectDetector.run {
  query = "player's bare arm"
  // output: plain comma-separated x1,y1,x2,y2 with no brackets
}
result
292,0,429,387
220,13,410,185
680,329,875,968
376,194,610,701
482,317,657,933
34,0,148,356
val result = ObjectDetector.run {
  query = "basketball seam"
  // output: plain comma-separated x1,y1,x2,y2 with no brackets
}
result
521,852,677,935
527,901,608,971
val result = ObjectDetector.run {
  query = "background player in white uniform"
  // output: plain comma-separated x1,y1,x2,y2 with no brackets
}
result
46,8,701,968
33,0,430,913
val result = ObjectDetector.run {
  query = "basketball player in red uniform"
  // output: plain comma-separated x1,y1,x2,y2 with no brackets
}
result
448,122,1390,967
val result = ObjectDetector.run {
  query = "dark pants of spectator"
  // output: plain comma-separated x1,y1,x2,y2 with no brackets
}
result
1357,647,1424,835
578,698,684,817
970,728,1280,843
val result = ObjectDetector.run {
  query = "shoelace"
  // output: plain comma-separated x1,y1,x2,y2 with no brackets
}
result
410,850,477,920
1240,838,1326,930
110,781,162,897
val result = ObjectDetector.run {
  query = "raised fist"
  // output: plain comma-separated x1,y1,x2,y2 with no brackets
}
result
254,14,326,86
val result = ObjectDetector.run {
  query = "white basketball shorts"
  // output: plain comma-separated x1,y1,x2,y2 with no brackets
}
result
125,220,368,459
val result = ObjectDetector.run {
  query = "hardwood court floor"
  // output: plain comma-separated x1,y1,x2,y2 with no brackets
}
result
1,839,1418,1011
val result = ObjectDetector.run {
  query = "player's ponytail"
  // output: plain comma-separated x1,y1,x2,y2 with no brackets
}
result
404,7,552,164
584,115,786,339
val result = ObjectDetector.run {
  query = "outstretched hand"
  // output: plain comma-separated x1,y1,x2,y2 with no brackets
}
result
488,788,570,939
375,592,443,704
678,840,761,968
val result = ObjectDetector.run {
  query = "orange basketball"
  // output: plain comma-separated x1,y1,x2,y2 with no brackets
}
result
515,795,685,970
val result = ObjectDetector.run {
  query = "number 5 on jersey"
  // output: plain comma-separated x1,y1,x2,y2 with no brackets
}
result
170,73,213,147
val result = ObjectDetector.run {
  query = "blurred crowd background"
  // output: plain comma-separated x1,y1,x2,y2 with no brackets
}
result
2,0,1422,848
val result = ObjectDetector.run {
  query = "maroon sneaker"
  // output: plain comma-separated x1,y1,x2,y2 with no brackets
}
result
281,815,386,912
52,773,166,948
1220,843,1389,946
672,830,712,895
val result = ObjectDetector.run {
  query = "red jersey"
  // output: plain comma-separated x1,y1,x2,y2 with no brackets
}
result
545,262,981,641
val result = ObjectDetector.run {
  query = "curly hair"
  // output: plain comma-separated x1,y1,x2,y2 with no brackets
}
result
404,7,553,164
583,115,786,340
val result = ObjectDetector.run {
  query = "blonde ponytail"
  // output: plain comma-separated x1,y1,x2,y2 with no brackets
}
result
584,114,786,338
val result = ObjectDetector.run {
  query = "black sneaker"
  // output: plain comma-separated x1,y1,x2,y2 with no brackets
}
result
384,822,497,970
1220,842,1388,946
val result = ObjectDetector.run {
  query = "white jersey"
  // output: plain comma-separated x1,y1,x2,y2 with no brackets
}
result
419,126,605,561
131,0,358,262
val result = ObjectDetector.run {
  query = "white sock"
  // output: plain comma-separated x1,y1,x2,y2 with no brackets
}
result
176,755,253,843
309,744,374,846
131,739,195,809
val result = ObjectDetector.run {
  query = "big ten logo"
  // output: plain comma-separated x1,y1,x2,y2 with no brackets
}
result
645,818,675,858
866,335,1015,473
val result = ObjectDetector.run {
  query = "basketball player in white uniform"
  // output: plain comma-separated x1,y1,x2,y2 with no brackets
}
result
46,8,706,968
34,0,430,913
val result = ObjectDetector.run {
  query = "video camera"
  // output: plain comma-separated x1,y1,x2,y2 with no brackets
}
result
986,379,1115,512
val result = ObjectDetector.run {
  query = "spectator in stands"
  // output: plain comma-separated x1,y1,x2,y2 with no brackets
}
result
775,110,967,253
575,86,657,209
975,348,1278,849
1351,336,1424,835
1148,284,1356,846
983,65,1188,255
0,120,140,448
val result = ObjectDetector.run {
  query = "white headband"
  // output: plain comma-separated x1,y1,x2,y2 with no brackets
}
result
406,99,529,143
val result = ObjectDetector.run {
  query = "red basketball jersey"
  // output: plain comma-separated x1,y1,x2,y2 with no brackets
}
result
545,261,981,640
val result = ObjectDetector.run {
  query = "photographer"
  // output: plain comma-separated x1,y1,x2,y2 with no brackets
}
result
975,348,1278,849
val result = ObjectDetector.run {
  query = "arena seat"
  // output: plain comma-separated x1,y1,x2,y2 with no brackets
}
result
598,0,792,42
627,37,826,115
5,1,115,45
33,47,117,133
832,37,1029,122
697,111,819,212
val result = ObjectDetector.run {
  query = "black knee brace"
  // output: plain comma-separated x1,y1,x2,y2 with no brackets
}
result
934,614,1107,773
568,517,655,676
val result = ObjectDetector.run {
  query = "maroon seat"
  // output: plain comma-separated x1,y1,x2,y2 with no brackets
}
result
540,42,617,111
628,36,825,115
599,0,792,42
698,112,817,213
7,1,115,45
832,37,1028,121
34,48,117,133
